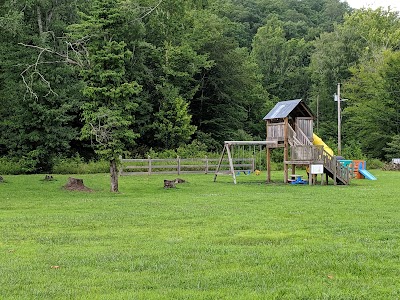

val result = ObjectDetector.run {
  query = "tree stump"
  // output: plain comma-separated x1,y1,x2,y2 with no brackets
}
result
164,180,176,189
64,177,92,192
0,176,3,183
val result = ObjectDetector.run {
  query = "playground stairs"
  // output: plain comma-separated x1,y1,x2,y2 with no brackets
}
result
322,152,349,185
288,125,350,185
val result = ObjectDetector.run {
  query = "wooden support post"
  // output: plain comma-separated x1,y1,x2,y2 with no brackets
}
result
266,120,271,183
148,156,152,175
214,145,226,182
267,147,271,182
283,118,289,184
226,144,237,184
205,156,209,174
177,156,181,175
119,155,123,175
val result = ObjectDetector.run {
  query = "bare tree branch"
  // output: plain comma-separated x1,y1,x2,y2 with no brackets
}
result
18,0,162,100
138,0,163,20
18,40,90,99
18,42,83,66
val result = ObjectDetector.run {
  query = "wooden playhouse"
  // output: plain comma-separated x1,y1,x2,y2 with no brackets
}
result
263,99,350,185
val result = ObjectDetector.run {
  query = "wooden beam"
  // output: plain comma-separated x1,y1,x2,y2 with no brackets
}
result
225,144,237,184
214,144,226,182
267,147,271,182
284,117,289,184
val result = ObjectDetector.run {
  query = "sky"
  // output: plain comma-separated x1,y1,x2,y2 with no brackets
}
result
345,0,400,11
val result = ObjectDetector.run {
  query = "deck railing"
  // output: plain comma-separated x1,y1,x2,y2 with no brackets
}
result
295,126,312,145
322,151,351,185
267,122,285,141
290,145,324,161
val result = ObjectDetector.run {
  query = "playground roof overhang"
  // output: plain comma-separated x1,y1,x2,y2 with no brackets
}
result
263,99,314,120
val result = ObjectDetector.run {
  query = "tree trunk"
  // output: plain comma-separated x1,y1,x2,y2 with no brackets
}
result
110,159,119,192
36,6,44,37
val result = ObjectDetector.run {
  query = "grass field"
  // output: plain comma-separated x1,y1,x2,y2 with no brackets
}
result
1,170,399,299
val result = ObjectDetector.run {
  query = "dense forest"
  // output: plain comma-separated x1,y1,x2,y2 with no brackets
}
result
1,0,400,174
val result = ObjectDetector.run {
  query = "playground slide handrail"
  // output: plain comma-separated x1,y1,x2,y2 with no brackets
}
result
322,150,350,185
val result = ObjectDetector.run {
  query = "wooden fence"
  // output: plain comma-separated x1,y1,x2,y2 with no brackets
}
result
119,157,255,176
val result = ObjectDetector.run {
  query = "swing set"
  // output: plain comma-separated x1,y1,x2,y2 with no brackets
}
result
213,141,275,184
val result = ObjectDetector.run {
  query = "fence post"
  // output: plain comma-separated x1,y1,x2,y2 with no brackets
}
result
119,155,123,175
177,156,181,175
205,156,209,174
148,156,152,175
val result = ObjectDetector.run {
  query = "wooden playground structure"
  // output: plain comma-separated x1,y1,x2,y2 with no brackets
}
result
215,99,351,185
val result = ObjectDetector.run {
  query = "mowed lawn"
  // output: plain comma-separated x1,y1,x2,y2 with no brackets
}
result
0,170,399,299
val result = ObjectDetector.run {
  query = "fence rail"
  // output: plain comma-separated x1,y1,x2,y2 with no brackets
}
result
120,157,255,176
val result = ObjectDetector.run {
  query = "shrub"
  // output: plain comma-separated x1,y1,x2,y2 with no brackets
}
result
367,158,384,170
0,157,26,175
52,155,109,174
342,140,366,160
145,140,213,159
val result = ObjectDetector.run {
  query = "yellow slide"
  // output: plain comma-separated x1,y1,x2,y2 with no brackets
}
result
313,133,334,156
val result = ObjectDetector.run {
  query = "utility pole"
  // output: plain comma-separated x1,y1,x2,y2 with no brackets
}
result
316,94,319,133
337,83,341,156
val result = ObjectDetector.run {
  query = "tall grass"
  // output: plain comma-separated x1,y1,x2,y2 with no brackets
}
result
0,170,399,299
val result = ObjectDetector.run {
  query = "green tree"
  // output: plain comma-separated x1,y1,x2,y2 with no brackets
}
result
384,135,400,161
69,0,143,192
0,0,85,170
252,16,311,102
344,50,400,158
153,83,196,149
309,7,400,146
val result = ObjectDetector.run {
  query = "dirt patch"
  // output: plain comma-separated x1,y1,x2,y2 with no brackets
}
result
63,177,93,192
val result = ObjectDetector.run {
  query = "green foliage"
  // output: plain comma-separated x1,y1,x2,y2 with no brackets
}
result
0,0,87,171
52,155,109,174
0,157,27,175
344,49,400,159
310,8,400,154
146,140,211,159
384,135,400,161
153,84,197,149
367,158,385,170
341,140,366,160
70,2,143,162
2,0,399,169
252,16,311,101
